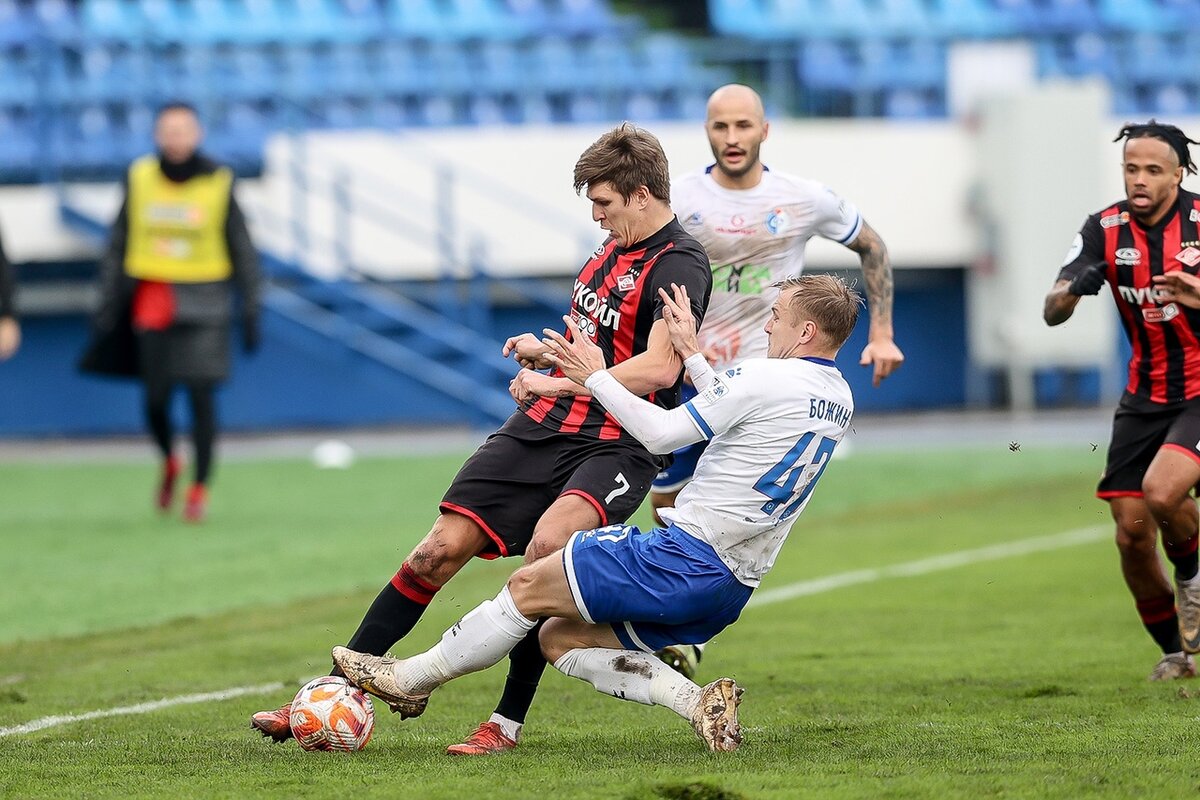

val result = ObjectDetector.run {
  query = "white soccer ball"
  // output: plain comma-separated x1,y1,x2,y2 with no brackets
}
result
311,439,356,470
288,675,375,752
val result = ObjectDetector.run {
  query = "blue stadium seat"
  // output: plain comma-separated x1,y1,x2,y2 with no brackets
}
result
565,91,606,122
807,0,872,38
859,38,945,91
798,40,857,91
502,0,553,34
1117,32,1190,83
0,106,36,174
420,40,474,94
764,0,815,35
637,33,690,92
987,0,1041,35
0,45,37,105
871,0,932,38
0,0,39,46
446,0,519,39
55,105,122,174
545,0,628,36
1037,0,1102,34
1098,0,1181,32
523,36,581,92
578,36,636,93
933,0,1014,38
374,40,426,94
386,0,448,39
1037,32,1113,79
707,0,773,38
33,0,81,41
472,40,523,93
883,87,942,118
79,0,147,40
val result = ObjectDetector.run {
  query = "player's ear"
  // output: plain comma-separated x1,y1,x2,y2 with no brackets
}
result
761,120,769,142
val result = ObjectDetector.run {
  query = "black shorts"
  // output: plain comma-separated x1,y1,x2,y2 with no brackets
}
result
440,413,663,558
1098,393,1200,498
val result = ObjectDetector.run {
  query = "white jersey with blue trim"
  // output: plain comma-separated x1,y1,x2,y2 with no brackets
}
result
660,356,854,587
672,167,863,373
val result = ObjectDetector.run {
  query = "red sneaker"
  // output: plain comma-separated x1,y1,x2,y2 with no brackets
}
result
250,702,294,743
157,456,180,512
183,484,207,523
445,721,518,755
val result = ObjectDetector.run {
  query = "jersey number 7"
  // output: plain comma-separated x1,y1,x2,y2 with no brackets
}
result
754,433,838,519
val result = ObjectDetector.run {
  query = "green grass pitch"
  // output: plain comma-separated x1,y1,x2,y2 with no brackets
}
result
1,444,1197,799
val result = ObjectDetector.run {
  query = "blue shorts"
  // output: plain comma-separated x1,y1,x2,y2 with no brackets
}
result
562,523,753,652
652,384,708,493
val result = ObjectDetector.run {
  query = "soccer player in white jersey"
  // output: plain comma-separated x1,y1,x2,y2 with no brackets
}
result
331,275,859,753
650,84,903,678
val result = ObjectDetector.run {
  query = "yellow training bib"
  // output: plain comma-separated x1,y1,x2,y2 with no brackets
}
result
124,155,233,283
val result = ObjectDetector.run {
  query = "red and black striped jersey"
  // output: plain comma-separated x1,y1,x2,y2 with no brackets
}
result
1059,188,1200,404
523,217,712,440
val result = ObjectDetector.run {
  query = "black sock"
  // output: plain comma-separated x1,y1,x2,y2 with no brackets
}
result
494,619,547,725
334,563,439,675
1138,595,1183,653
144,384,173,459
1165,535,1200,583
187,384,216,485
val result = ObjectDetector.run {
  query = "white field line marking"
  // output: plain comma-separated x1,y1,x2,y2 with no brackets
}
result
747,525,1109,609
0,681,284,738
0,527,1109,738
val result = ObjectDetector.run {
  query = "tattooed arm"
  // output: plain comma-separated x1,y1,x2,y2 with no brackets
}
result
845,219,904,387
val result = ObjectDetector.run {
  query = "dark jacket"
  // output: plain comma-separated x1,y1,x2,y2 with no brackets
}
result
82,154,262,378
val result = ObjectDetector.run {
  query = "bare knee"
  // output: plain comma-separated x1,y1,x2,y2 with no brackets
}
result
406,515,486,586
525,521,576,564
538,617,573,664
1143,481,1189,519
650,489,678,528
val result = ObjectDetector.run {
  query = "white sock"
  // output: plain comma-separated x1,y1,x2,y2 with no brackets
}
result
396,586,536,694
694,642,708,656
553,647,701,720
489,713,522,742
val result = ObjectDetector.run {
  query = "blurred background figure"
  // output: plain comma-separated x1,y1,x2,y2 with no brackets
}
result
81,102,261,523
0,219,18,361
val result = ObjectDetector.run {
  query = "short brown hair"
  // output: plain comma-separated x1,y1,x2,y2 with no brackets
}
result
573,122,671,203
774,274,863,349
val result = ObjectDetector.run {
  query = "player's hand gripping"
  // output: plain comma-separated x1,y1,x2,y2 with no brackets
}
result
1152,270,1200,309
540,316,606,386
1067,262,1107,296
658,282,701,361
502,332,555,370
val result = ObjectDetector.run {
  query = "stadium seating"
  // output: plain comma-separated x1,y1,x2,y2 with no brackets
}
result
709,0,1200,119
0,0,725,183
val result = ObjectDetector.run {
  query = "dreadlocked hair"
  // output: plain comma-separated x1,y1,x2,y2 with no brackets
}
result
1115,119,1199,175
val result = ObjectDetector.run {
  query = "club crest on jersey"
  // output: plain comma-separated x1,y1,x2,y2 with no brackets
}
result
617,274,636,292
1100,211,1130,228
686,212,702,226
1177,247,1200,267
765,208,788,235
1115,247,1141,266
1143,303,1180,323
1191,209,1200,223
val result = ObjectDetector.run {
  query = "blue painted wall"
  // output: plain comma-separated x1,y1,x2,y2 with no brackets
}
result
0,268,967,437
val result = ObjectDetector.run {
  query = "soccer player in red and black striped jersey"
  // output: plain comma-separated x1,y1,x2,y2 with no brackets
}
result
1044,120,1200,681
251,123,712,751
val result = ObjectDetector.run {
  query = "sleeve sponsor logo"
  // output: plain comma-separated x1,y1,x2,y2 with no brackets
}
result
700,377,729,403
1191,209,1200,223
1061,233,1083,266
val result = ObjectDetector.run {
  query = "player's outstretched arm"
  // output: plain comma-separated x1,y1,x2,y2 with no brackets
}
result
1044,261,1105,326
1153,271,1200,309
503,332,555,370
542,318,704,454
846,220,904,387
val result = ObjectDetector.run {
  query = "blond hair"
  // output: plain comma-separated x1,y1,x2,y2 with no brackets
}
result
774,274,863,348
